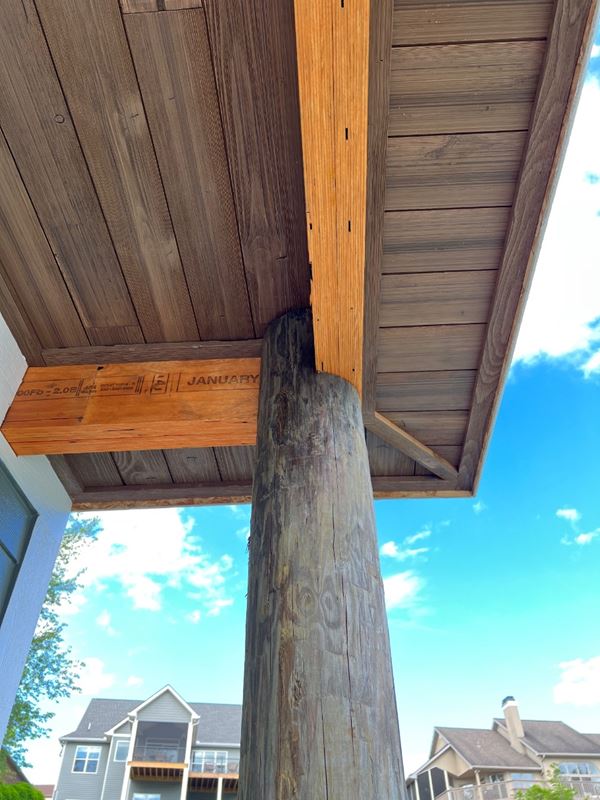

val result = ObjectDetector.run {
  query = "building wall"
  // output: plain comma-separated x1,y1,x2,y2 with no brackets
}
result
55,742,110,800
0,315,71,741
100,737,129,800
137,693,192,723
128,781,181,800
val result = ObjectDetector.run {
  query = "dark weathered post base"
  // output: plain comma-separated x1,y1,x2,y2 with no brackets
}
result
239,309,405,799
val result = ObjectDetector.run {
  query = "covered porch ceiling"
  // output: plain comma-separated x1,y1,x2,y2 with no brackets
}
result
0,0,596,509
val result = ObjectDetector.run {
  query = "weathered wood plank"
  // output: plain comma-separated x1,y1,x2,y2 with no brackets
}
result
372,476,465,498
164,448,221,483
294,0,370,392
366,430,415,477
365,411,458,480
240,309,405,799
1,360,260,455
415,445,462,474
120,0,201,11
380,271,497,327
124,8,254,339
47,455,83,496
383,208,510,273
376,370,477,412
36,0,199,342
0,0,143,346
390,41,544,136
214,446,257,482
386,131,526,211
458,0,599,491
378,324,486,372
63,454,123,488
393,0,554,45
204,1,310,334
362,0,393,409
42,339,263,366
386,410,469,446
0,131,88,351
0,269,44,367
113,450,173,485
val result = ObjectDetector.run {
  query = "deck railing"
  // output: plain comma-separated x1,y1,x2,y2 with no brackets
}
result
436,778,600,800
131,744,186,763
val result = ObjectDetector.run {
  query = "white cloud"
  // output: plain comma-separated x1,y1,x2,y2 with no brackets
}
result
383,571,423,610
405,529,432,545
554,656,600,706
126,675,144,687
574,530,600,545
473,501,487,514
77,657,115,695
206,598,234,617
591,44,600,58
380,541,429,561
513,78,600,372
67,510,235,617
96,609,116,635
556,508,581,523
186,610,202,624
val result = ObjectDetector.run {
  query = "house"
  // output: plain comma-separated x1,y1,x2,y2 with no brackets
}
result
54,686,241,800
34,785,55,799
407,697,600,800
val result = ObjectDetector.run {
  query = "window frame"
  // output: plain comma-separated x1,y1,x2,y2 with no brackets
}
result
132,794,161,800
114,740,130,762
71,745,102,774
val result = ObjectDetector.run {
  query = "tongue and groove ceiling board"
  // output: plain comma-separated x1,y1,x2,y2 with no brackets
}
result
0,0,596,509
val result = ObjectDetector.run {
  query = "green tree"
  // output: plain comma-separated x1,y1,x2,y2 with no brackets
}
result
1,515,99,768
517,767,576,800
0,782,44,800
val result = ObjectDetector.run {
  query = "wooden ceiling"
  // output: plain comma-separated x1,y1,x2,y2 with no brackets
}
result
0,0,596,509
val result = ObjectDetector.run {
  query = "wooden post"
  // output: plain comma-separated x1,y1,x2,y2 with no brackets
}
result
239,309,406,799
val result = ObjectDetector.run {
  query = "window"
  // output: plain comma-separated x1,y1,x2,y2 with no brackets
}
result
191,750,230,773
114,740,129,761
72,746,101,774
133,795,160,800
559,763,600,778
0,460,37,624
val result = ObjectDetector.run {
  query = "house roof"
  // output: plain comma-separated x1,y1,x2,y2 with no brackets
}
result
493,719,600,756
435,727,541,771
61,697,242,746
34,786,55,797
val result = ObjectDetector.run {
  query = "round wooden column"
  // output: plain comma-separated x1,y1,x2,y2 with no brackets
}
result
239,309,406,799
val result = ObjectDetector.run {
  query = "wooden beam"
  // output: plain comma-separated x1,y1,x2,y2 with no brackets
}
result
42,340,263,366
366,411,459,481
1,360,260,456
294,0,370,393
458,0,599,492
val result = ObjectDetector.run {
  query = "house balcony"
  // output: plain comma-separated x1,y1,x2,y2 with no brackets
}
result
188,754,239,793
437,778,600,800
129,720,188,781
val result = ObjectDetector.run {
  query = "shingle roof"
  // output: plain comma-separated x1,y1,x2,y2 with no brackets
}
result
493,719,600,756
435,727,541,770
61,696,242,745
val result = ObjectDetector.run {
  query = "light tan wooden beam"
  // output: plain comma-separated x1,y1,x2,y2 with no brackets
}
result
1,360,260,455
294,0,370,394
365,411,459,481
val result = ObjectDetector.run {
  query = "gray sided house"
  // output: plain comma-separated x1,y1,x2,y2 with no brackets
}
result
408,697,600,800
55,687,241,800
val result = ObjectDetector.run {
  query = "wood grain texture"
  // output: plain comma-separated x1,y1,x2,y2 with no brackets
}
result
393,0,554,45
414,445,462,474
294,0,370,393
390,40,544,136
376,370,477,412
363,0,393,408
70,477,469,509
125,8,254,339
113,450,173,485
366,430,415,477
383,208,511,273
2,360,260,455
380,271,497,327
214,446,257,482
239,309,405,799
378,324,486,372
458,0,599,491
204,1,310,334
63,454,123,488
43,340,263,366
47,455,83,496
121,0,201,11
0,131,88,350
163,448,220,483
0,267,44,366
0,0,142,345
386,410,469,446
386,131,526,210
366,411,458,479
36,0,199,343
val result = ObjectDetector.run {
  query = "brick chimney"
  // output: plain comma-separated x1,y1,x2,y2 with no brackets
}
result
502,695,525,752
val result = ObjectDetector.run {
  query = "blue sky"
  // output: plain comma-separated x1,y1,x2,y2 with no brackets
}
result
25,31,600,785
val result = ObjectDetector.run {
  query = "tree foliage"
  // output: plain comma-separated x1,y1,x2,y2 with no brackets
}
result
516,767,576,800
0,783,44,800
1,516,99,768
